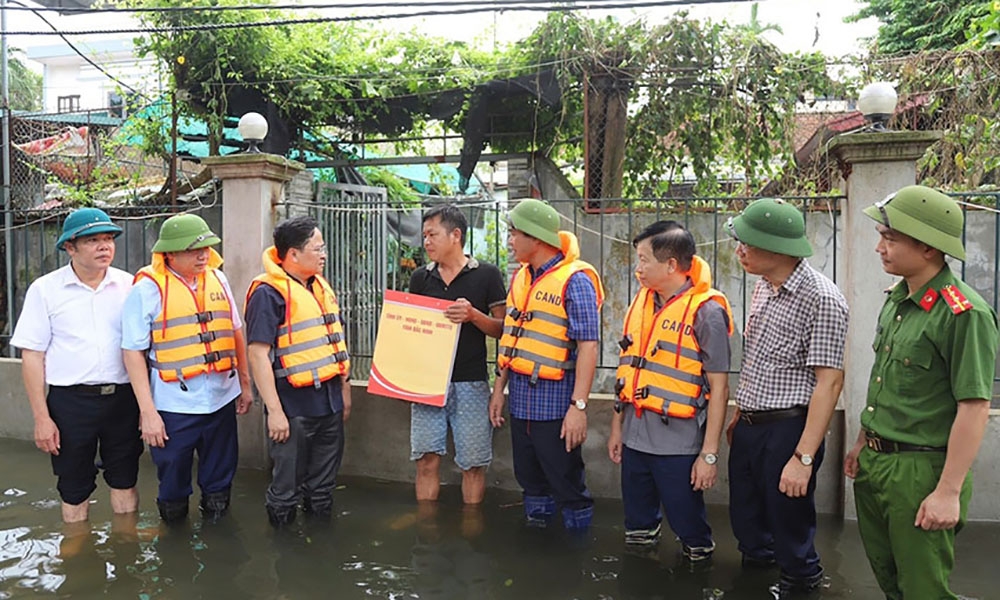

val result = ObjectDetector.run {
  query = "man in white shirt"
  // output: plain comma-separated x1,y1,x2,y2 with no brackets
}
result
11,208,142,523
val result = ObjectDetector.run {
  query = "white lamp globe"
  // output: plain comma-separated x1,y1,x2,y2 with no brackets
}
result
238,112,268,142
857,82,898,122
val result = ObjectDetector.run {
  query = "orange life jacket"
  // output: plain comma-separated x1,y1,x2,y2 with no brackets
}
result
247,246,350,389
615,256,733,422
498,231,604,383
135,249,237,386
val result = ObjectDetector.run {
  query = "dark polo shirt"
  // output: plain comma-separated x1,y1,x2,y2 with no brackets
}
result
408,257,507,382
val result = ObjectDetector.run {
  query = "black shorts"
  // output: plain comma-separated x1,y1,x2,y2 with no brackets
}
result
47,384,143,505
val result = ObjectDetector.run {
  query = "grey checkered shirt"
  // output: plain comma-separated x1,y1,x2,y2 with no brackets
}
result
736,259,848,411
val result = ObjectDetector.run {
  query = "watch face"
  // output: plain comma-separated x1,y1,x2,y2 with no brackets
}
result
800,454,813,466
703,453,718,465
574,399,587,410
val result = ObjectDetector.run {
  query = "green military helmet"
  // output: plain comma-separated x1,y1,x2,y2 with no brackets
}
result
507,198,561,248
726,198,813,258
863,185,965,260
56,207,123,251
152,214,221,253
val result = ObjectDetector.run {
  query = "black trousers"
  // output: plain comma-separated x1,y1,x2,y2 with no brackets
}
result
266,412,344,512
510,417,592,510
728,414,825,580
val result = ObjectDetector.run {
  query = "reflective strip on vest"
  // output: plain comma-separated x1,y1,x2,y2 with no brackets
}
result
153,329,235,352
499,346,576,371
150,349,238,373
273,333,347,358
618,355,705,386
653,341,701,362
277,314,342,337
502,325,576,349
273,352,350,378
152,310,227,329
505,306,569,327
640,384,705,409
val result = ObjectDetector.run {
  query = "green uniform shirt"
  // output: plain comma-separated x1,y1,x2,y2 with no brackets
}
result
863,265,998,448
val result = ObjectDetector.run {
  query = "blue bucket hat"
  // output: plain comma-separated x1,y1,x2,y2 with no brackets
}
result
56,208,123,251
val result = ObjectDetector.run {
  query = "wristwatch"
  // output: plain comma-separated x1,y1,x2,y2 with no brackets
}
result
702,452,718,465
572,398,588,411
794,450,814,466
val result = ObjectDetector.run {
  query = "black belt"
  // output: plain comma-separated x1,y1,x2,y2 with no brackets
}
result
739,405,808,425
50,383,122,396
864,432,946,454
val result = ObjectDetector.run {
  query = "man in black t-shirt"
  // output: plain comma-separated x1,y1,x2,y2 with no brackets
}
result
409,205,507,504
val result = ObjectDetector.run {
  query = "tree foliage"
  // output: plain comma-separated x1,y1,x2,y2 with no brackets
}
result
848,0,991,54
494,12,834,195
7,49,42,112
119,0,492,153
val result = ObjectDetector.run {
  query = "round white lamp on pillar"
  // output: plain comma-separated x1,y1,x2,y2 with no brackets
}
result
857,82,898,132
237,112,268,153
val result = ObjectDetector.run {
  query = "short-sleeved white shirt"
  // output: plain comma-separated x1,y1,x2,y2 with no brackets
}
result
11,264,133,386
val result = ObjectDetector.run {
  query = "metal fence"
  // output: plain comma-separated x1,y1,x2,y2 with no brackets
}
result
272,195,845,387
0,198,222,355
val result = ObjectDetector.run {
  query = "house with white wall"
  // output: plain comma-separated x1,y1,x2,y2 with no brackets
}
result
26,38,159,115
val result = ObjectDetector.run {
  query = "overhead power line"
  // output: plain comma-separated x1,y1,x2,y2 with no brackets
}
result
4,0,758,35
4,0,754,13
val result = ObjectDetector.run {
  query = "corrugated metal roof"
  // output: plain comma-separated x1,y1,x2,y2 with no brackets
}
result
12,110,123,127
29,1,95,11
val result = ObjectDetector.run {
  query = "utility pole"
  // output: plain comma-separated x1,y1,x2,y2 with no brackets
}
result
2,0,16,357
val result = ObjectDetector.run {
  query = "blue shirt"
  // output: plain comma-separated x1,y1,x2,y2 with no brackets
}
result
121,271,243,415
508,254,600,421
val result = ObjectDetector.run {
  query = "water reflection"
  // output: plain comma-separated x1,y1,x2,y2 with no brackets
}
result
0,438,996,599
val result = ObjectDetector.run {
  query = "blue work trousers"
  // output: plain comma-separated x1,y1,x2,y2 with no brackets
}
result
622,447,713,548
150,400,238,503
728,414,824,580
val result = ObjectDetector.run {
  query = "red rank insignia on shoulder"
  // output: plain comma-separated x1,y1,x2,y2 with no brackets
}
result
918,287,938,312
941,284,973,314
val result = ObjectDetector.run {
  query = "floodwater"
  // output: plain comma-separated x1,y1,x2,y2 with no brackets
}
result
0,438,996,600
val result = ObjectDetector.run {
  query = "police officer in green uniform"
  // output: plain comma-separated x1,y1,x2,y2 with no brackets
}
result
845,185,998,600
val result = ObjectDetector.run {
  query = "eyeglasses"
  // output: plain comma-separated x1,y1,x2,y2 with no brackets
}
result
305,244,327,254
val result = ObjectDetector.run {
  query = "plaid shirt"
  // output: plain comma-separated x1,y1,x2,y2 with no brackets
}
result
508,254,601,421
736,259,848,411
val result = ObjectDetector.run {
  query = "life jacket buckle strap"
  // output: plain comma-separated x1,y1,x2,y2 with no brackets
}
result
203,350,222,363
521,311,534,322
627,356,647,369
618,334,633,351
322,313,339,325
613,399,622,414
195,311,214,324
198,331,218,343
634,386,650,400
614,377,626,395
511,325,525,338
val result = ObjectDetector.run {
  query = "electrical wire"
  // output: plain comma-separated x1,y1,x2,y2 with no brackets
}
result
5,0,760,35
5,0,757,14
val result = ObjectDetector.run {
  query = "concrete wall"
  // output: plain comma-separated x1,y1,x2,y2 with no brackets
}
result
3,358,997,519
